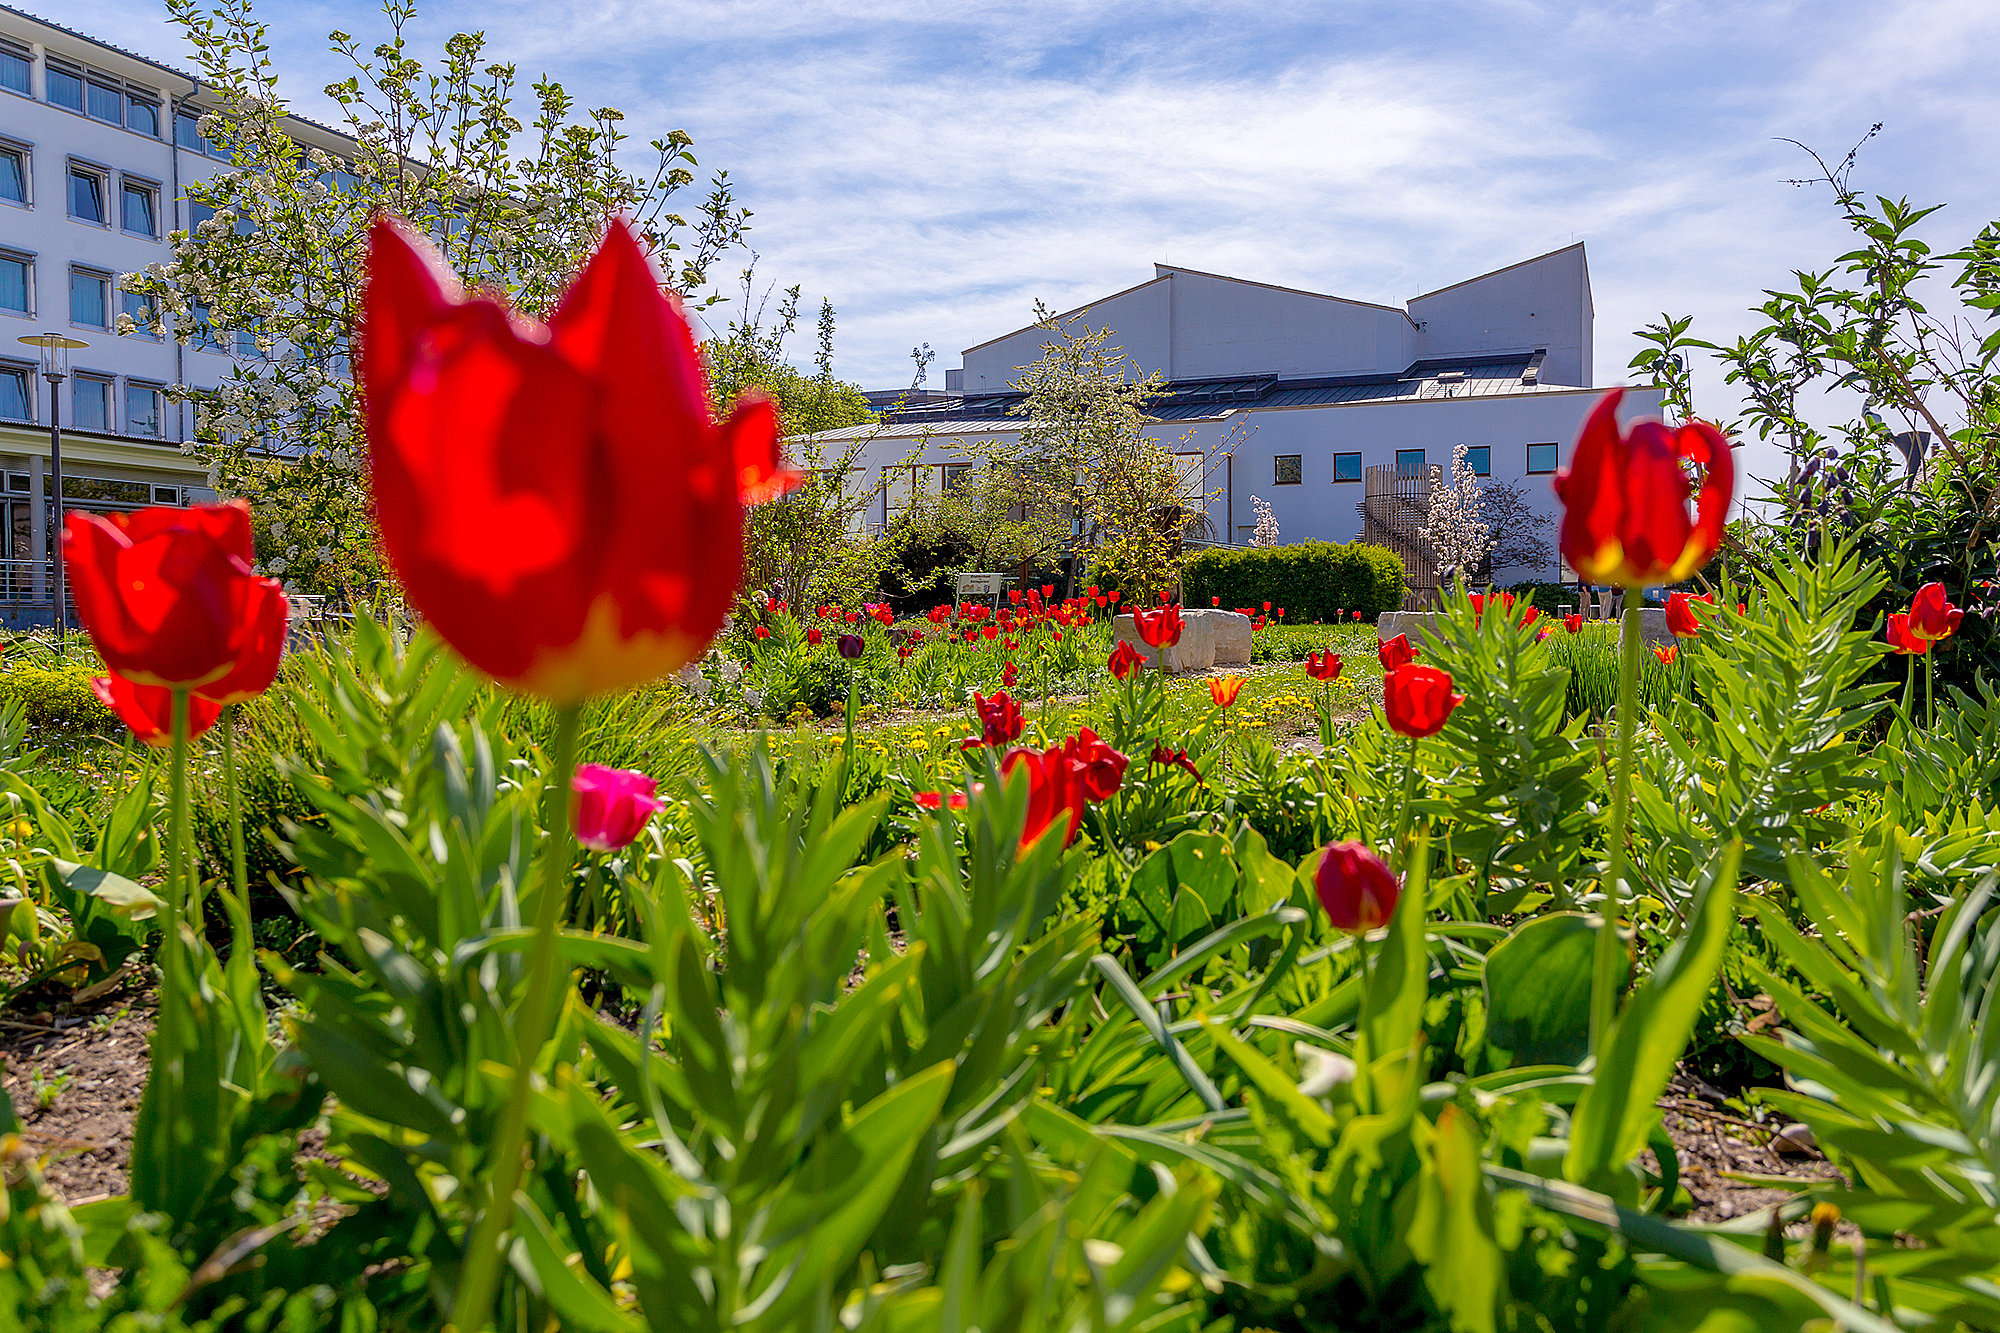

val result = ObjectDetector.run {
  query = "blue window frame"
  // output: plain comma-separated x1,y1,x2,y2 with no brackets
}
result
0,252,28,314
0,144,23,205
1332,451,1362,483
0,364,31,421
69,267,108,329
126,93,160,137
68,165,105,224
1464,446,1490,476
1395,448,1425,478
1527,442,1558,475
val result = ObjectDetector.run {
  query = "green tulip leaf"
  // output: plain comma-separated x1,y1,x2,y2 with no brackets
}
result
1484,911,1624,1067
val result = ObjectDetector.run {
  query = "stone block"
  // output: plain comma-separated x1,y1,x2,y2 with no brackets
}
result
1112,609,1253,674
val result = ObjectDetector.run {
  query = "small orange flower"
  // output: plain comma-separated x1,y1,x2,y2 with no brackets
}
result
1210,675,1244,708
1654,644,1679,666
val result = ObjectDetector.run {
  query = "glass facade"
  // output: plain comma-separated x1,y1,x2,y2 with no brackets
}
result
0,144,24,203
73,376,111,431
0,42,28,96
0,365,29,421
0,253,27,315
68,166,104,224
1527,442,1558,474
45,62,82,111
70,268,108,328
122,180,156,235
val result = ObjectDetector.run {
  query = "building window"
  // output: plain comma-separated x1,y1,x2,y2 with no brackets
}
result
942,463,971,492
125,381,163,437
1464,446,1491,477
126,91,161,138
85,76,122,125
1395,449,1425,477
234,323,262,358
0,362,30,421
121,179,158,236
152,484,180,504
1273,454,1303,486
68,162,107,225
73,374,112,432
0,251,29,315
0,39,29,97
1331,451,1362,483
69,267,109,329
0,141,25,205
1526,442,1558,475
121,288,158,336
45,60,83,112
175,106,218,156
187,302,222,351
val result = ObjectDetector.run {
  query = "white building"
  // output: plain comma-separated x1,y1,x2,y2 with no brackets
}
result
811,247,1665,587
0,6,354,619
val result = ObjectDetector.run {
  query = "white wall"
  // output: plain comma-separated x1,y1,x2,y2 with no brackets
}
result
1162,267,1415,381
961,276,1171,392
1408,244,1593,388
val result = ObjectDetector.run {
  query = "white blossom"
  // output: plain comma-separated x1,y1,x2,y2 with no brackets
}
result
1248,495,1280,548
1422,442,1494,588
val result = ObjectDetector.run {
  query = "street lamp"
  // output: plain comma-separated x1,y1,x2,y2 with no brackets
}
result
17,334,88,639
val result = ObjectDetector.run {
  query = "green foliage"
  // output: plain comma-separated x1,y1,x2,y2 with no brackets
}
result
0,662,113,735
1183,541,1405,622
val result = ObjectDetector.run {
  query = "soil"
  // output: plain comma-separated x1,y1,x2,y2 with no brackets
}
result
5,983,1842,1226
1,979,152,1203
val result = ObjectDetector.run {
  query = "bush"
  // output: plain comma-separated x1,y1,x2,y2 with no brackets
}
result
0,663,113,734
1183,541,1405,622
1498,580,1580,616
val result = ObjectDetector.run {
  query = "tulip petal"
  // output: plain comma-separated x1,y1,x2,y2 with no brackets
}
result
724,393,801,504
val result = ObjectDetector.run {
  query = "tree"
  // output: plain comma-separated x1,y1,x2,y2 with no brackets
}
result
1423,442,1493,589
716,277,892,610
125,0,750,594
1480,479,1556,576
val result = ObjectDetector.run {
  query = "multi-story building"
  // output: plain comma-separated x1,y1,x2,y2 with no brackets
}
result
813,246,1670,588
0,5,352,620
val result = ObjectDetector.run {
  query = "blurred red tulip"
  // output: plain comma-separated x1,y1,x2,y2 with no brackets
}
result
1304,651,1342,681
1210,675,1244,708
64,502,280,691
963,690,1025,749
1554,388,1734,588
913,790,968,811
92,674,223,747
1563,613,1583,634
196,576,290,706
1134,604,1184,647
807,627,823,645
1377,633,1416,672
360,216,795,703
1107,640,1146,680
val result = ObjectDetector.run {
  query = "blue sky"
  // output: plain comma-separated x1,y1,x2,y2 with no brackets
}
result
44,0,2000,491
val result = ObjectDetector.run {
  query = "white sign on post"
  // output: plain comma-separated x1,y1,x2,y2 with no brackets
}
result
954,572,1005,599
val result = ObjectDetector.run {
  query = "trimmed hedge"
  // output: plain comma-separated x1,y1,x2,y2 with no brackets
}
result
1183,542,1406,623
0,663,114,734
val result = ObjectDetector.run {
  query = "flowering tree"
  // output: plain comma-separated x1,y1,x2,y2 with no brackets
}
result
1423,442,1493,588
1249,495,1280,547
124,0,749,594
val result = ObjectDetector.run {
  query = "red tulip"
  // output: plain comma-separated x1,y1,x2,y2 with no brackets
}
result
1665,591,1712,638
913,790,968,811
63,502,280,690
1563,613,1583,634
1276,607,1286,619
196,578,290,706
1654,644,1679,666
1304,651,1342,681
1211,596,1221,607
754,626,770,641
1351,611,1362,622
1149,745,1202,782
1262,601,1271,613
1133,604,1184,648
1003,745,1087,850
963,690,1025,749
1107,640,1146,680
359,216,797,703
1554,388,1733,588
92,674,223,747
807,627,823,646
1886,612,1930,656
1209,675,1244,708
1377,633,1416,672
1384,665,1463,738
1001,660,1018,687
1042,584,1055,599
1061,728,1128,802
838,634,864,659
1313,840,1400,933
571,762,667,853
1909,582,1964,642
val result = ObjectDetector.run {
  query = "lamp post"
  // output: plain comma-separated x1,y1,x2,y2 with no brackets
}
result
17,334,88,639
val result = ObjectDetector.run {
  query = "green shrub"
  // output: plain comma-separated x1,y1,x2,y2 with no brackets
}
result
0,664,113,735
1498,580,1581,616
1183,541,1405,622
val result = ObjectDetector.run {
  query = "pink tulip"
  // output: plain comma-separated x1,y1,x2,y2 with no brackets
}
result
571,762,667,852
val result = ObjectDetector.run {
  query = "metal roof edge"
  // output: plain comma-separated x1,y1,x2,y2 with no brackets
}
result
958,274,1172,357
1151,263,1416,323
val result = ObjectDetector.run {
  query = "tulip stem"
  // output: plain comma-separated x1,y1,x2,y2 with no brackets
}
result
157,688,191,1102
222,710,248,910
1590,605,1643,1056
452,702,584,1333
1398,735,1421,867
1926,651,1936,731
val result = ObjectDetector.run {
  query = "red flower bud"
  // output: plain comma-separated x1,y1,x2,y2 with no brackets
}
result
1313,840,1400,932
1107,640,1146,680
1665,590,1712,638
